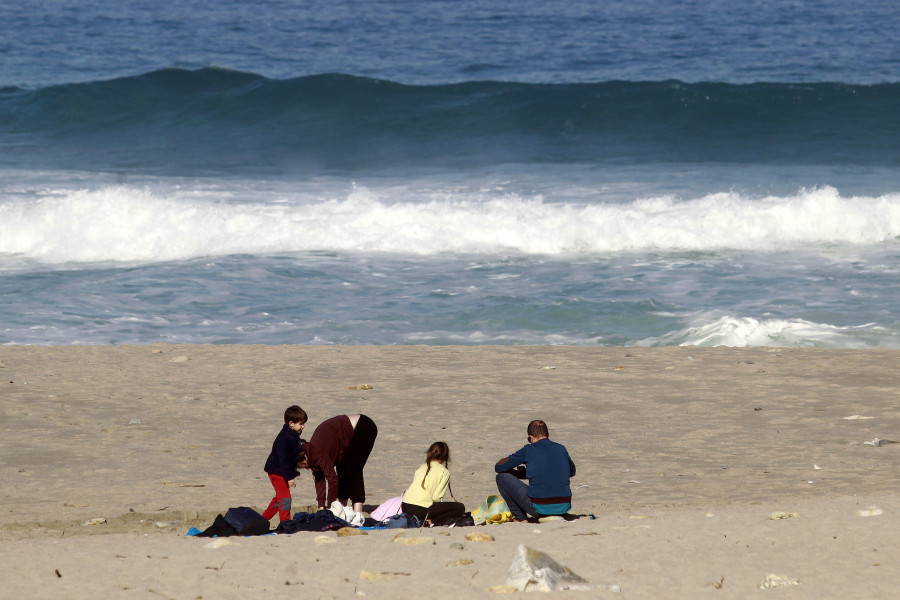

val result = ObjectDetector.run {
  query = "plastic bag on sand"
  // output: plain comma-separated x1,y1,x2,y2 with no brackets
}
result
506,544,590,592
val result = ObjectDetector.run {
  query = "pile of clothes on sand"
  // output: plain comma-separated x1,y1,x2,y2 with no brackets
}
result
188,498,475,538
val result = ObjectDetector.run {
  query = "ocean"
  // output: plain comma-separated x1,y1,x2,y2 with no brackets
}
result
1,0,899,347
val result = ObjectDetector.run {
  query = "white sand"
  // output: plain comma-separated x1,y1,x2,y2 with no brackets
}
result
1,345,898,598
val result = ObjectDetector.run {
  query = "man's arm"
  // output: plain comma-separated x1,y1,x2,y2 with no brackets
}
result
323,464,339,506
495,446,528,473
313,470,326,509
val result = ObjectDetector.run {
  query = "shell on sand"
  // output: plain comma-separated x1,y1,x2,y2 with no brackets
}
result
314,535,336,544
488,584,518,594
857,506,883,517
446,559,475,567
538,515,565,523
758,574,799,589
337,527,368,537
465,531,495,542
393,536,435,546
204,538,238,549
768,512,800,520
863,438,898,446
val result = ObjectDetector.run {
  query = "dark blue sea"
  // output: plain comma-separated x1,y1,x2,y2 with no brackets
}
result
1,0,899,347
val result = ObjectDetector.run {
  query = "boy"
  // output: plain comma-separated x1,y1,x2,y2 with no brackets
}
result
261,405,307,522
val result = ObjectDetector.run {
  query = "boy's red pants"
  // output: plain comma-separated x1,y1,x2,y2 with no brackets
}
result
261,473,292,521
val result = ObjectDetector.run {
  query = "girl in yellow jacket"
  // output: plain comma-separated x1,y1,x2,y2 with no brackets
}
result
401,441,466,524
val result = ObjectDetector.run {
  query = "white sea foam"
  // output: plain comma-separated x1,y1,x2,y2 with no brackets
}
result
638,315,895,348
1,184,899,265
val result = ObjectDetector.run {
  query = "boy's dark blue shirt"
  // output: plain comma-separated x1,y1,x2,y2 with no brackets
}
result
264,423,301,482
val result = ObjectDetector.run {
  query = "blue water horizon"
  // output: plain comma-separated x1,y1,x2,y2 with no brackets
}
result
2,0,899,348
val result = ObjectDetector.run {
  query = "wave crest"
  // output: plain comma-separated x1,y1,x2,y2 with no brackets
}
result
1,185,898,264
3,70,900,172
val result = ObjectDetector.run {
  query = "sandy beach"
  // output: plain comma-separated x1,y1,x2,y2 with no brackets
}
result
1,344,898,598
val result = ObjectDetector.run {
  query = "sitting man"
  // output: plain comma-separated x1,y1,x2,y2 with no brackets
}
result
494,419,576,522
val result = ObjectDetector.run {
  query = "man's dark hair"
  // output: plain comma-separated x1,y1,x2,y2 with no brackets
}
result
528,419,549,438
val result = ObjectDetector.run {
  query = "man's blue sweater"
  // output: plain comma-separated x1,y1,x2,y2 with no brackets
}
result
495,438,576,511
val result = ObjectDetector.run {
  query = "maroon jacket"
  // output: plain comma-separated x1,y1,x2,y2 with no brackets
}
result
301,415,354,507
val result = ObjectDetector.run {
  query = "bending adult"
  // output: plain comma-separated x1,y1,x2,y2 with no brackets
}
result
494,419,576,522
298,414,378,514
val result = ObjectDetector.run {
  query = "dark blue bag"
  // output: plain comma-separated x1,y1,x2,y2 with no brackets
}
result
383,513,421,529
223,506,270,536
